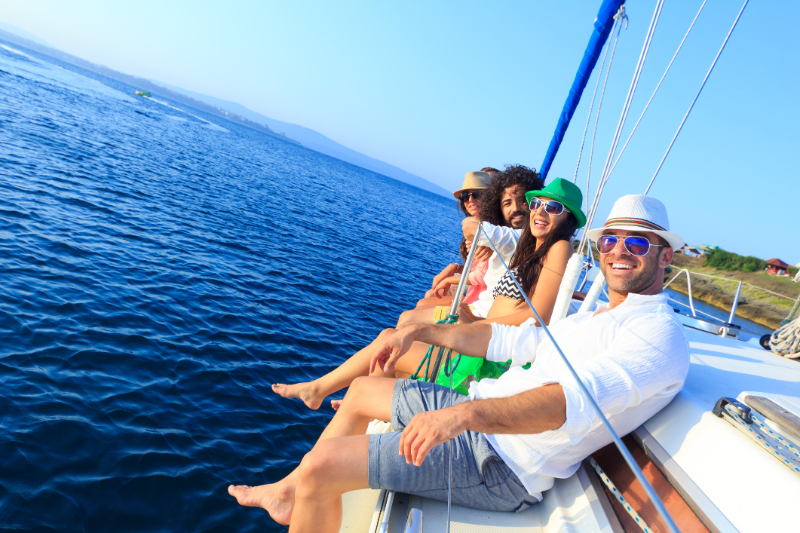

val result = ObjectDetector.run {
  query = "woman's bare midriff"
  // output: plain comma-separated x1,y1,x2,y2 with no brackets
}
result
485,295,529,320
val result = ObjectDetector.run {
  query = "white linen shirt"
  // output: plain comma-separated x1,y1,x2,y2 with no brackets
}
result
468,293,690,500
471,222,522,318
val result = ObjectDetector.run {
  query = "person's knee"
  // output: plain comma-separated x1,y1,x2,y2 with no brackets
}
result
378,327,396,339
397,311,411,327
296,443,339,496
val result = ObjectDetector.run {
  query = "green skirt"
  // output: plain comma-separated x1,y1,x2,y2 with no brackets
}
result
415,353,513,396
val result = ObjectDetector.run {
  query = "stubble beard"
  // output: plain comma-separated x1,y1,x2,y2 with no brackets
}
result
604,254,661,296
507,209,528,229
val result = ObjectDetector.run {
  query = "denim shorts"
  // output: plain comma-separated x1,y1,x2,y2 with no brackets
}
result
368,379,538,513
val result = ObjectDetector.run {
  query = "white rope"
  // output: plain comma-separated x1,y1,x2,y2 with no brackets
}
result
605,0,708,184
770,317,800,359
589,457,655,533
644,0,750,194
578,0,665,255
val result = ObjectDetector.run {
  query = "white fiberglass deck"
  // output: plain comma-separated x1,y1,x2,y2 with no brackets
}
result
641,321,800,533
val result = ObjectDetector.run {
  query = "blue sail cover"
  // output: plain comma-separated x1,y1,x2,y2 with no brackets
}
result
540,0,625,180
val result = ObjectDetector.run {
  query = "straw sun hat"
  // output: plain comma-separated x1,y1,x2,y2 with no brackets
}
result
585,194,684,250
453,171,491,199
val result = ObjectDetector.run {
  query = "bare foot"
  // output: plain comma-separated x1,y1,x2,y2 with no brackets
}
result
331,399,342,411
228,483,294,525
271,382,324,410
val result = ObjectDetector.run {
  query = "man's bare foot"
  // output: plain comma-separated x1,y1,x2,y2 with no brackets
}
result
271,382,324,410
331,399,342,411
228,483,294,525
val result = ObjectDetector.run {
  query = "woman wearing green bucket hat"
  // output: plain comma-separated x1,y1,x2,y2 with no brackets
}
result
431,177,587,393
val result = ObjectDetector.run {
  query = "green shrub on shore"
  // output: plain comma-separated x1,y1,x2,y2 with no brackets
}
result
705,249,767,273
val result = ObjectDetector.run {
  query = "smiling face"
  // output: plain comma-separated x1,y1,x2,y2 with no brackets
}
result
501,185,529,229
599,229,674,306
462,190,482,217
529,196,569,240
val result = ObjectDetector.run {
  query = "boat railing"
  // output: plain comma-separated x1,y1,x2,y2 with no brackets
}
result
663,267,751,339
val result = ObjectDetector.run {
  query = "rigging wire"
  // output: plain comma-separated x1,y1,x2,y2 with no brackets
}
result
584,11,627,210
478,226,681,533
645,0,750,194
579,0,665,255
572,7,625,189
605,0,708,185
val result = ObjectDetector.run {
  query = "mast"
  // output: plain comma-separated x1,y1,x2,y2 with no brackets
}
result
540,0,624,180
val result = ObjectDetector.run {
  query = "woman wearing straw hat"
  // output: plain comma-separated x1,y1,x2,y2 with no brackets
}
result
272,177,587,406
422,171,494,305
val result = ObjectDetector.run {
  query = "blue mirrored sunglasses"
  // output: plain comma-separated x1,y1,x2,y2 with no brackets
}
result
596,235,665,257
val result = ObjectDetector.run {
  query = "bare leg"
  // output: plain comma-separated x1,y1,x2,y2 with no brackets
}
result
416,295,454,308
230,377,395,527
289,435,370,533
272,328,395,409
272,329,432,409
396,306,437,328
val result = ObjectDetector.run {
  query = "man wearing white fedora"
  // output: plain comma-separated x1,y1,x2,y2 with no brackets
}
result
229,195,690,533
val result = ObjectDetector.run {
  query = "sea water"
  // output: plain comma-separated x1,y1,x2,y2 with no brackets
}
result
0,41,461,532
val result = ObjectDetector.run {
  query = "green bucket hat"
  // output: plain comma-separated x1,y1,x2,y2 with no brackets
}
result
525,177,587,228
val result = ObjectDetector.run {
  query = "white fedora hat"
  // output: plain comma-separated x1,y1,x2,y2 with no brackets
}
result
585,194,684,251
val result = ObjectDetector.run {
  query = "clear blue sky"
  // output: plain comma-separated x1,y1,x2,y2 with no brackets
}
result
2,1,798,264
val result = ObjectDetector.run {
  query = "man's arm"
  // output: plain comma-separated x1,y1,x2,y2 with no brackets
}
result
400,314,691,466
399,384,566,466
370,322,493,374
467,220,521,260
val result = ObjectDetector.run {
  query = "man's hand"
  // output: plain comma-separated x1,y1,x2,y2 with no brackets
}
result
431,264,459,290
473,245,493,262
370,326,420,374
399,406,469,466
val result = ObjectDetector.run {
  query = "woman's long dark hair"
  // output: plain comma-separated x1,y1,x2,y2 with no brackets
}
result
508,210,578,296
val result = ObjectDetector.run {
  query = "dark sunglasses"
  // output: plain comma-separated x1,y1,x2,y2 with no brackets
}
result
459,190,483,203
528,197,570,216
596,235,665,257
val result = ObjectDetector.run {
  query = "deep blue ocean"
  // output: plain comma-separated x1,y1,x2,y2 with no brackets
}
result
0,41,462,532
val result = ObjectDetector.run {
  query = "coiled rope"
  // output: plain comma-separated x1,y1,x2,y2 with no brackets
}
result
769,317,800,360
409,313,461,380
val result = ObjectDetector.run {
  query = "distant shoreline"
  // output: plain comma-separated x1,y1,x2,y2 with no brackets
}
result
666,254,799,331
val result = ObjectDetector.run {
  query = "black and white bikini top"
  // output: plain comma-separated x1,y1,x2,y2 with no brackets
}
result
492,268,525,301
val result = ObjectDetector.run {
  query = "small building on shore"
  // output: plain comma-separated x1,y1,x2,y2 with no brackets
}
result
766,258,790,276
680,245,702,257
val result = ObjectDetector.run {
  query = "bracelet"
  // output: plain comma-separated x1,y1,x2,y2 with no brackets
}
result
454,264,463,274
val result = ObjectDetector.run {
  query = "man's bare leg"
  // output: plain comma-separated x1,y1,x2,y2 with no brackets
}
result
289,435,370,533
230,377,396,525
272,331,431,409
